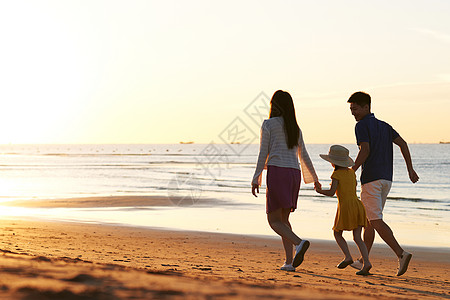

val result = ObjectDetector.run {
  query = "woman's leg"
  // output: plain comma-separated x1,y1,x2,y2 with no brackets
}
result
334,230,352,262
353,226,372,272
281,208,294,264
267,208,302,249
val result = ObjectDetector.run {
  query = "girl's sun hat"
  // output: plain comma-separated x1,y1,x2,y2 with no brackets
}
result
319,145,355,167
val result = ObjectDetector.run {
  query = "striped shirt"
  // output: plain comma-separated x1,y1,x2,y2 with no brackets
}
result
252,117,318,185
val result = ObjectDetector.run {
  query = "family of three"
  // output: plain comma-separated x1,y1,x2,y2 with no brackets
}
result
251,90,419,276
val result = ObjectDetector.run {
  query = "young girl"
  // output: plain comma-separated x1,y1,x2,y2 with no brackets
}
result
314,145,372,275
251,90,318,272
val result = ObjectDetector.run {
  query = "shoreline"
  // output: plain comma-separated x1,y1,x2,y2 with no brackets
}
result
0,217,449,299
3,195,450,251
1,195,221,208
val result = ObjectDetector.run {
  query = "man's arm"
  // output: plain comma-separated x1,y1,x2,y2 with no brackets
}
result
393,136,419,183
352,142,370,172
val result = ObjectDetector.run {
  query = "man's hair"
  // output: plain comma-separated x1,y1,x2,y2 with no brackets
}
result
347,91,371,108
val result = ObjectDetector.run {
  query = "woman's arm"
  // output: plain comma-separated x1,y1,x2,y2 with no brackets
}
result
251,122,270,196
315,178,338,197
298,129,318,184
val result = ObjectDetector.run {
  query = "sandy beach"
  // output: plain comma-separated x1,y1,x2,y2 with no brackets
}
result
0,197,449,299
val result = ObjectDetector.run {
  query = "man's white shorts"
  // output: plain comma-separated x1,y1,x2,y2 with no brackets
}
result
360,179,392,221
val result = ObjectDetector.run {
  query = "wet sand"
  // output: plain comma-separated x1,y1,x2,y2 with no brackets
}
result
2,195,222,208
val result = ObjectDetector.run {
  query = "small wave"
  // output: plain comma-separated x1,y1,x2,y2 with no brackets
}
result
416,207,450,212
147,161,197,165
41,153,155,157
387,196,446,203
10,152,258,158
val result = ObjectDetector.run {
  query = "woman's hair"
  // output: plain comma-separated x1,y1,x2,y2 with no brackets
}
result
269,90,300,149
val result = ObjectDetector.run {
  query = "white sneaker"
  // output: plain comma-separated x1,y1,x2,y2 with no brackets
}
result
350,260,363,270
397,251,412,276
280,263,295,272
293,240,310,268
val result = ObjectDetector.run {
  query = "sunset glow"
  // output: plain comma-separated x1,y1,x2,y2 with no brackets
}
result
1,1,449,144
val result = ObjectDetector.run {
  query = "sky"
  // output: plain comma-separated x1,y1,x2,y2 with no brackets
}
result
0,0,449,144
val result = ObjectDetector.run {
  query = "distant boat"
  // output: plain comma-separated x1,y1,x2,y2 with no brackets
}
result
179,141,194,144
439,141,450,144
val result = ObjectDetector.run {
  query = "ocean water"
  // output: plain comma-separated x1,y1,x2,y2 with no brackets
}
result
0,143,449,248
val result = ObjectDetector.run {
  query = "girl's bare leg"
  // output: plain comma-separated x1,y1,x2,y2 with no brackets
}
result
355,220,375,263
353,226,372,272
334,230,353,262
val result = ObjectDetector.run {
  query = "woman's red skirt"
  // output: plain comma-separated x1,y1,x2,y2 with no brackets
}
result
266,165,301,214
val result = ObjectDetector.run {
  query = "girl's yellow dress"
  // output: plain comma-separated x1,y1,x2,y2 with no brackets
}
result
331,169,368,231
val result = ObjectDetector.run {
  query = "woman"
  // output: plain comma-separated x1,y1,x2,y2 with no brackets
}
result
252,90,318,271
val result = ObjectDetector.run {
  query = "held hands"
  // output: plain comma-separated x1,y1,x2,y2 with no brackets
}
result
251,183,259,197
253,181,330,197
314,181,322,193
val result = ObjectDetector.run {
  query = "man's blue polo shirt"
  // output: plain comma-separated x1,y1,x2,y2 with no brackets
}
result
355,113,400,185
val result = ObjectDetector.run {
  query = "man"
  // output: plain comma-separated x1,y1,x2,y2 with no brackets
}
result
348,91,419,276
